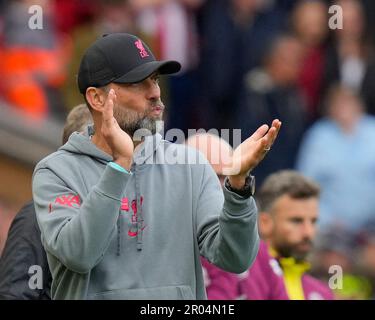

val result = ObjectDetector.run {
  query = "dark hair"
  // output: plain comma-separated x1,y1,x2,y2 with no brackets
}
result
62,104,93,144
256,170,320,212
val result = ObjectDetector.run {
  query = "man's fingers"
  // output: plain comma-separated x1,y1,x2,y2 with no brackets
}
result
272,119,281,129
250,124,269,141
264,120,281,149
231,119,281,175
258,135,271,155
253,120,281,156
103,89,116,124
268,120,282,146
249,119,281,142
272,119,282,136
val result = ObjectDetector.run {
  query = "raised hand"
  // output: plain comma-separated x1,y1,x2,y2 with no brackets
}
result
101,89,134,170
226,119,282,189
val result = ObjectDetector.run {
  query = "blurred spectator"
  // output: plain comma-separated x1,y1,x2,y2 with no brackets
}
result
0,201,52,299
198,0,287,130
185,132,233,185
312,227,372,299
130,0,204,133
245,170,334,300
234,34,308,185
335,274,372,299
62,0,136,111
53,0,98,34
0,104,93,300
276,0,300,11
297,85,375,233
200,170,334,300
322,0,375,116
0,0,72,121
133,0,203,72
62,103,93,143
291,0,329,121
313,227,357,277
361,0,375,48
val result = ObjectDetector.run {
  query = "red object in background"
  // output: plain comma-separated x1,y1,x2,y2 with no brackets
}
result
298,46,326,119
52,0,99,34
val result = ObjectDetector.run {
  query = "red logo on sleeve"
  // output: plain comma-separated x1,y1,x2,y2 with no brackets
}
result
54,195,81,208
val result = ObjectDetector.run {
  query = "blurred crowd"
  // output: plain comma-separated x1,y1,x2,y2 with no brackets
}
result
1,0,375,299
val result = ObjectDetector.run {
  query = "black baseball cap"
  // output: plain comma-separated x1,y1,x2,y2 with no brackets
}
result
77,33,181,94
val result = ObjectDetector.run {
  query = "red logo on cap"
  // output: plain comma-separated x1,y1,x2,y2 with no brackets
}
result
135,39,149,58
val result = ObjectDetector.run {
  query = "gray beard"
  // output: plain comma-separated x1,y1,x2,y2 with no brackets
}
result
119,116,158,138
113,105,161,139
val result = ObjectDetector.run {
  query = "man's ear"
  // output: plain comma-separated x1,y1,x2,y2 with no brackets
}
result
258,212,274,239
85,87,107,112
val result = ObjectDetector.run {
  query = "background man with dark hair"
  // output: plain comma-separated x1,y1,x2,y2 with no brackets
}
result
203,170,334,300
241,170,334,300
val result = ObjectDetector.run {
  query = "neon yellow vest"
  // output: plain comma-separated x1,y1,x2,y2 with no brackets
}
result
269,247,310,300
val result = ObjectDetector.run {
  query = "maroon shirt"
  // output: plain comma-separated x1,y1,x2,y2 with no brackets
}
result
203,241,335,300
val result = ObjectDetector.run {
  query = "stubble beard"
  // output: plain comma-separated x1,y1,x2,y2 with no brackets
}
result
275,239,313,263
113,104,163,139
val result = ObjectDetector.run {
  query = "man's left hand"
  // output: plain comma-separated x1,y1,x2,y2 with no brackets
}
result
226,119,282,189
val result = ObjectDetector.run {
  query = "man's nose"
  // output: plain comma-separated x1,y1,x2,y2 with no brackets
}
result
302,221,315,239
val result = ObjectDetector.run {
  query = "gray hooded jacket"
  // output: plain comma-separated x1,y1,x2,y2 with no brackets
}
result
32,131,259,299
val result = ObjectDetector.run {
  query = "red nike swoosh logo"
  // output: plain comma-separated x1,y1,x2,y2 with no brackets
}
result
128,226,147,237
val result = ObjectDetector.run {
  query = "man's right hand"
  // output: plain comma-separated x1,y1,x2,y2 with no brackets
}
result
101,89,134,170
